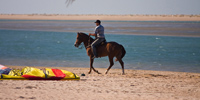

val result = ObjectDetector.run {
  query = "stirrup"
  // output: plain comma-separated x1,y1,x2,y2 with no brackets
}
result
92,56,98,59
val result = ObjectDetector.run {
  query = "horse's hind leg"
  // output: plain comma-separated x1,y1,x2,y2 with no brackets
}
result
118,58,125,75
105,56,114,74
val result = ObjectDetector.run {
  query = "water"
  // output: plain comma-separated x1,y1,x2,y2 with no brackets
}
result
0,20,200,73
1,20,200,36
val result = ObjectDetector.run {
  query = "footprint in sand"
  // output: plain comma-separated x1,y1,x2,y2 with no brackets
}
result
19,96,36,99
25,86,37,89
15,87,22,89
19,96,25,99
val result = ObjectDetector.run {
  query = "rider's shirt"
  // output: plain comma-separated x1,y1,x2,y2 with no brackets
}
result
95,25,105,39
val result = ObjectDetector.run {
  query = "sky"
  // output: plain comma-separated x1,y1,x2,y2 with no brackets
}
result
0,0,200,15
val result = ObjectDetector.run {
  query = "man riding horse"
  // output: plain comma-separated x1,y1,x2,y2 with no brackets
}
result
74,20,126,74
89,20,106,59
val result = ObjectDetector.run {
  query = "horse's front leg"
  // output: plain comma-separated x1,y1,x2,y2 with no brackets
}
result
89,56,101,74
88,56,93,74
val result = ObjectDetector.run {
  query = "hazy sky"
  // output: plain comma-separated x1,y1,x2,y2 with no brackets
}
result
0,0,199,15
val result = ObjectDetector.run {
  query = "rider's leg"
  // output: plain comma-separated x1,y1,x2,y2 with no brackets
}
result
91,39,99,58
91,38,105,58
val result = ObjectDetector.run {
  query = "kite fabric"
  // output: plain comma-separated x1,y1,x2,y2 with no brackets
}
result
0,67,80,80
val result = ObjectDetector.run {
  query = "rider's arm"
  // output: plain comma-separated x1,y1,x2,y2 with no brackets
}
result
89,33,96,36
89,26,98,37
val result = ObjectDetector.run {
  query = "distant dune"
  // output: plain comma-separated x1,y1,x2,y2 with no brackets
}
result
0,14,200,21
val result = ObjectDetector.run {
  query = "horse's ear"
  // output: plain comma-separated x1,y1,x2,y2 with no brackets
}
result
77,32,80,35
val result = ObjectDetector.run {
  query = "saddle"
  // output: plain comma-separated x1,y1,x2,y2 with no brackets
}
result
87,39,107,49
96,39,107,48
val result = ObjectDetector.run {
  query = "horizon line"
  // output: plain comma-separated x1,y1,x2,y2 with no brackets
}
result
1,14,200,16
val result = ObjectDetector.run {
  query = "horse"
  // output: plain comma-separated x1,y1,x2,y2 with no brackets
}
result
74,32,126,74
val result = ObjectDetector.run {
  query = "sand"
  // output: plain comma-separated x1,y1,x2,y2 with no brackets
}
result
0,66,200,100
1,15,200,99
0,14,200,21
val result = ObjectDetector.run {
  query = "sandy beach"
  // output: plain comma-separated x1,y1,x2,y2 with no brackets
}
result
0,66,200,100
0,14,200,21
1,14,200,99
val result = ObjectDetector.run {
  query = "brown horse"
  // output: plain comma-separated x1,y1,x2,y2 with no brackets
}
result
74,32,126,74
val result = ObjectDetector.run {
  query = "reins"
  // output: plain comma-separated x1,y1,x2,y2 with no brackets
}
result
86,35,91,49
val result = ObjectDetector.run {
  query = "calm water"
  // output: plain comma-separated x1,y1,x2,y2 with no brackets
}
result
0,20,200,73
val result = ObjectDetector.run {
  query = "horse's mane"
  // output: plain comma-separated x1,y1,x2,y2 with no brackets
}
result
78,32,94,41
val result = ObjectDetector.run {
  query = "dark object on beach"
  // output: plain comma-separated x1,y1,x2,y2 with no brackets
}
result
81,73,85,76
74,32,126,75
0,65,12,75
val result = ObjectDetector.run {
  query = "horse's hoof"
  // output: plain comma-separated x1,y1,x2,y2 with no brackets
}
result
88,71,91,74
96,71,101,74
105,70,109,74
122,73,125,75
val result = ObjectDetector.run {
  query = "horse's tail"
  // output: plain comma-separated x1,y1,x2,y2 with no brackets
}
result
115,45,126,61
120,45,126,59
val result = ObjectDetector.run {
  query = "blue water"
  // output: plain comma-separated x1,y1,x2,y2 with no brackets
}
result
0,20,200,73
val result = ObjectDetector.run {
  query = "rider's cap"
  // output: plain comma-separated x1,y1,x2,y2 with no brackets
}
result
94,20,101,24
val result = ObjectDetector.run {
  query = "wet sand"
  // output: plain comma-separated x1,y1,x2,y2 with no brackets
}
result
1,15,200,37
0,66,200,100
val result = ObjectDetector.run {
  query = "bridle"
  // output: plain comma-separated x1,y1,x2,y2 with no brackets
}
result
75,35,92,49
77,43,84,49
75,37,84,49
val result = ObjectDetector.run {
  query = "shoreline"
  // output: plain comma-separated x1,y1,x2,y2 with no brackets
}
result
0,14,200,21
1,65,200,100
6,65,200,74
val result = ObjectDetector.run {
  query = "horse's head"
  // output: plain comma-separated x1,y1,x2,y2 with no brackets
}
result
74,32,87,48
74,32,94,48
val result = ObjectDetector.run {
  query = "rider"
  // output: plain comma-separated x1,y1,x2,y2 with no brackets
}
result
89,20,106,59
